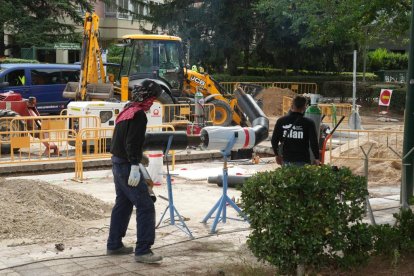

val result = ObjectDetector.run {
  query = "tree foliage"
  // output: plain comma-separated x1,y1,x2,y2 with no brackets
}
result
148,0,411,73
0,0,94,56
149,0,259,74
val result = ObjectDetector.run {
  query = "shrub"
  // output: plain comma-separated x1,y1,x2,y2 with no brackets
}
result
213,73,379,96
373,209,414,258
241,165,371,274
368,48,408,71
0,58,39,64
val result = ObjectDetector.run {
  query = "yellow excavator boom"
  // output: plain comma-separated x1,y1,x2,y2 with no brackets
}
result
63,12,114,101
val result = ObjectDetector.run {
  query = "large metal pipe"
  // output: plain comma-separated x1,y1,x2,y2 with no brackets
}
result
234,87,269,145
143,87,269,152
143,131,200,151
208,174,250,187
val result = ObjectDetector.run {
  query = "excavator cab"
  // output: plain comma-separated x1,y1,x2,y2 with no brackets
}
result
118,35,185,98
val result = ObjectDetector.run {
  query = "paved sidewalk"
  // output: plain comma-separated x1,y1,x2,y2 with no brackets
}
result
0,159,402,275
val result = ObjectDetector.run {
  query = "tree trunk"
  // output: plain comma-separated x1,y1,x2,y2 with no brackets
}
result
0,28,5,57
243,46,249,75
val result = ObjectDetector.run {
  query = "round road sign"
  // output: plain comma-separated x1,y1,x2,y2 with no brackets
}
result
379,89,393,107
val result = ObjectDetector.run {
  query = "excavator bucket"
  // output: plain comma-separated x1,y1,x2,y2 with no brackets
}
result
237,83,264,99
62,82,80,99
62,82,114,100
86,83,114,100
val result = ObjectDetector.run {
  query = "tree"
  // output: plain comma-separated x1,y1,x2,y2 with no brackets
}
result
149,0,258,74
256,0,411,72
0,0,94,57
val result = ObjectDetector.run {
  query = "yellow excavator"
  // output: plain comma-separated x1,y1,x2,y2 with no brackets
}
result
117,34,251,126
63,12,253,126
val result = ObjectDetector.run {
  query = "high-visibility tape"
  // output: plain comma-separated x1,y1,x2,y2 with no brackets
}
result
243,127,250,148
148,153,163,158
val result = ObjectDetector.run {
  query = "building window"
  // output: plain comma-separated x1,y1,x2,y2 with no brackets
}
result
105,0,130,19
118,0,129,19
133,3,145,18
105,0,117,18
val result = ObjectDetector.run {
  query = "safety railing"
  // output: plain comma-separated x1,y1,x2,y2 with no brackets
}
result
74,127,113,181
219,82,274,93
282,96,353,126
74,124,177,181
162,103,215,126
0,115,101,161
318,104,353,126
220,82,318,94
282,96,293,115
328,128,404,163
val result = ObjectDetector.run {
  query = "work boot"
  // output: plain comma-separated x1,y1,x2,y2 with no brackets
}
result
135,251,163,263
106,245,134,255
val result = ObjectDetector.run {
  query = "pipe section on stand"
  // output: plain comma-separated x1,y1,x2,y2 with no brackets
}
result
200,88,269,151
143,87,268,152
200,126,256,150
143,131,201,151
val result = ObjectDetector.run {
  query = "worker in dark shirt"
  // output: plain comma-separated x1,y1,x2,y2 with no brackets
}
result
271,95,320,166
106,79,163,264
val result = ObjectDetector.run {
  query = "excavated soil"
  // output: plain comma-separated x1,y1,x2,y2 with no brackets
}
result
332,126,403,187
0,178,112,242
256,87,296,116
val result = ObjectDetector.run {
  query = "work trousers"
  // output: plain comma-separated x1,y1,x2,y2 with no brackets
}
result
107,156,155,255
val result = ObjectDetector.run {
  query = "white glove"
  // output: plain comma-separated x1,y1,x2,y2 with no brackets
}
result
128,165,141,187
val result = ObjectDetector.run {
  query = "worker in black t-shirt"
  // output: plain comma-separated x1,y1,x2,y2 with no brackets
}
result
271,95,320,166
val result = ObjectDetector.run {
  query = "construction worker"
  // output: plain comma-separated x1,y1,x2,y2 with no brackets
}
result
106,79,163,264
18,74,25,86
271,95,320,166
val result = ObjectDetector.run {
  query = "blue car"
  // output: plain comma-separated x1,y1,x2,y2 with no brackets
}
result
0,63,80,114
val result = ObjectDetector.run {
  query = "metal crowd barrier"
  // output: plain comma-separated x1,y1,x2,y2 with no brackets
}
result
220,82,318,94
282,96,293,115
0,115,101,163
162,103,215,126
318,104,353,125
282,96,353,127
328,128,403,163
74,124,176,182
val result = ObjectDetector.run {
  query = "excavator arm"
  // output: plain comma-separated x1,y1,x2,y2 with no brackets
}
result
183,69,246,126
63,12,114,101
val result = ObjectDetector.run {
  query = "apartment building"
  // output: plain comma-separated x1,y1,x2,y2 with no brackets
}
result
16,0,164,63
95,0,164,47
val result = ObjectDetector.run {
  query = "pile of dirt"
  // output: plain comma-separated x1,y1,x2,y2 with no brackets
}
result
335,159,401,186
256,87,296,116
333,139,402,187
0,178,112,242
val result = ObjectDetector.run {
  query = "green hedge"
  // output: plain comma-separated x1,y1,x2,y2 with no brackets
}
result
213,73,379,96
213,73,379,83
0,58,39,64
241,165,414,273
368,48,408,71
241,165,371,274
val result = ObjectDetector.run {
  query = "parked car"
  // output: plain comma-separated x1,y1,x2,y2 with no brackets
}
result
0,63,80,114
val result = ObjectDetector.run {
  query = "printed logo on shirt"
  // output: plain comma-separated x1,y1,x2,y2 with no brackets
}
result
283,124,304,139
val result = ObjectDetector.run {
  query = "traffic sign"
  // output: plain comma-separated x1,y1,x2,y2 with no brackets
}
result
379,89,393,107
